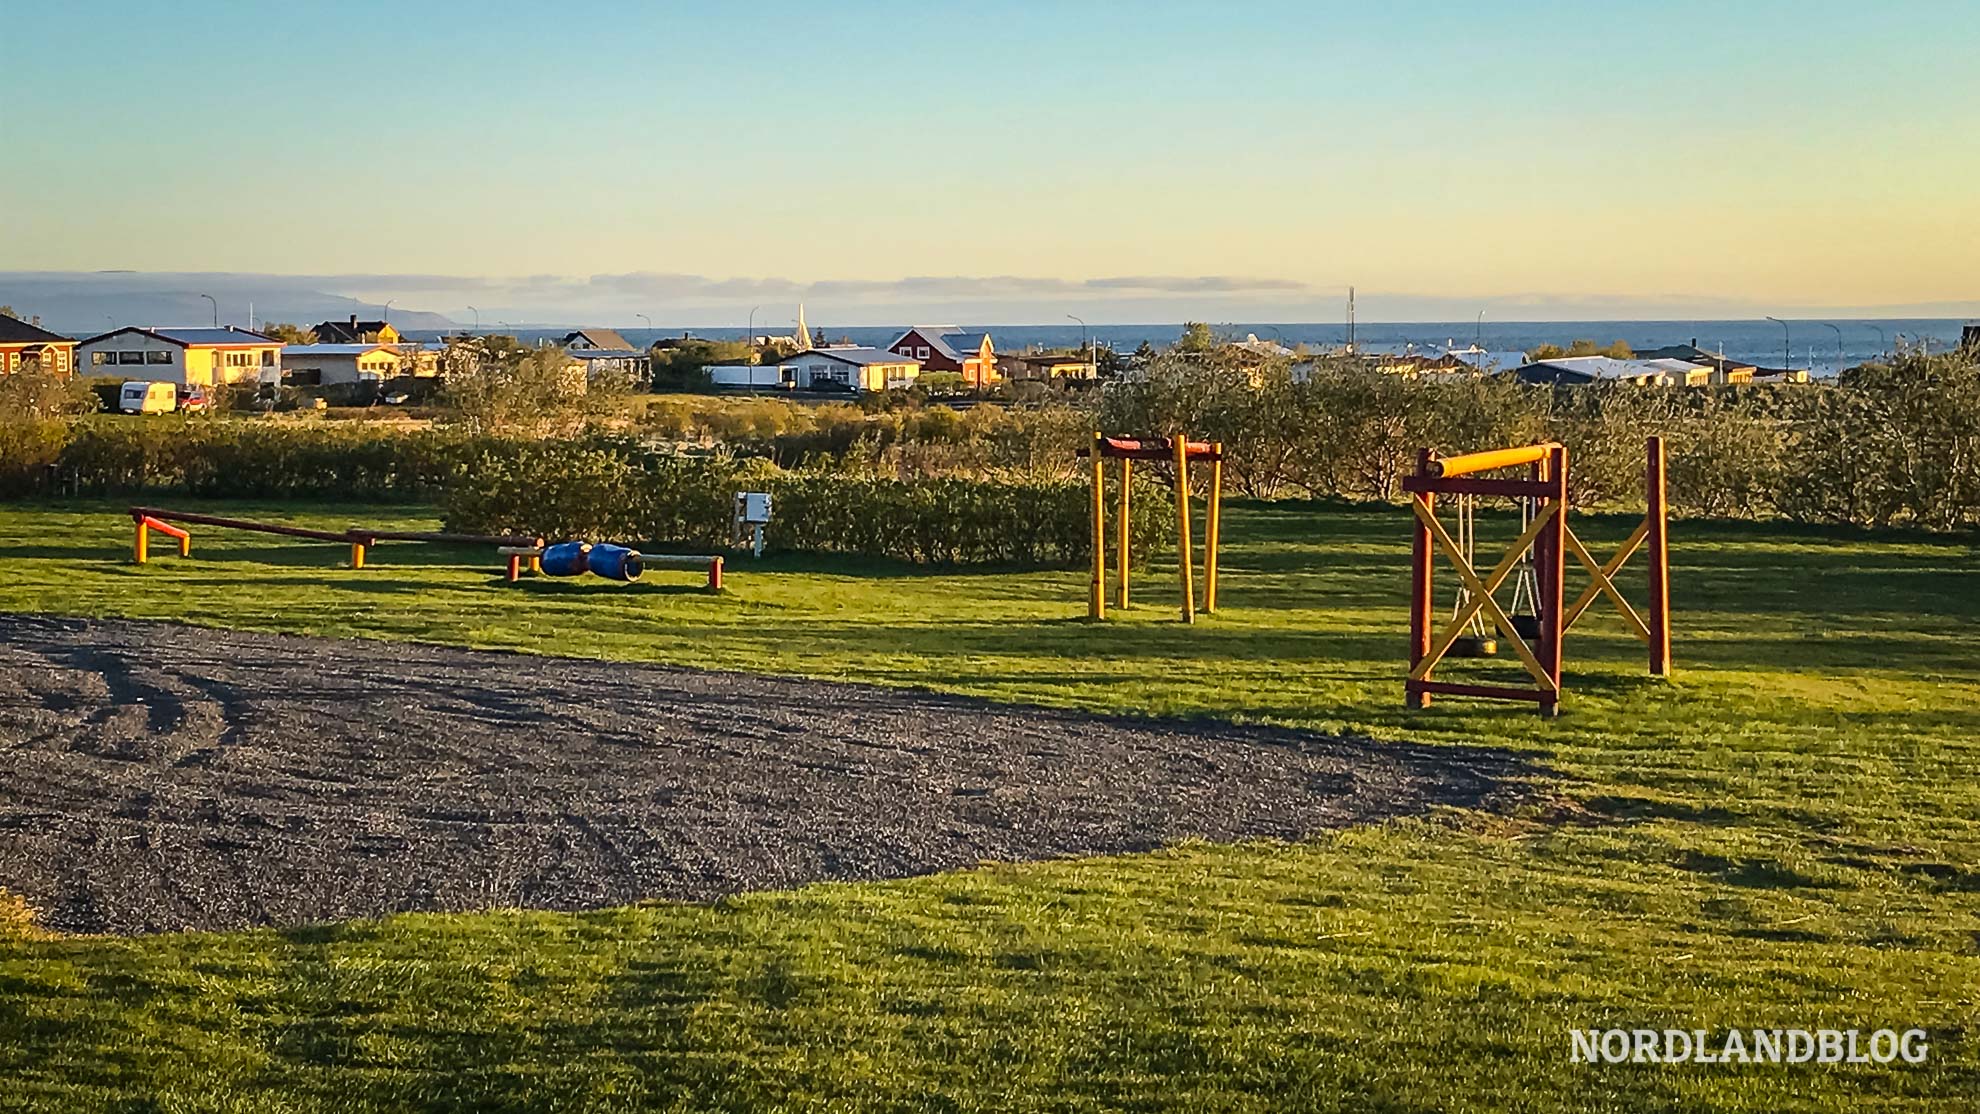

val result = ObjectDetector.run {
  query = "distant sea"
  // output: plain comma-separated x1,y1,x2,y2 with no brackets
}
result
403,318,1974,377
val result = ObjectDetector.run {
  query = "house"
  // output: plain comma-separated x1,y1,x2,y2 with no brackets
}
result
0,315,78,377
312,315,401,344
566,347,650,382
1001,352,1098,380
282,343,428,386
886,326,998,387
707,362,791,389
1512,356,1710,387
1634,343,1758,385
77,326,282,386
561,329,635,351
777,347,920,392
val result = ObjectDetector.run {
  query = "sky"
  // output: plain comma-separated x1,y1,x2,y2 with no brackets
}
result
3,0,1978,325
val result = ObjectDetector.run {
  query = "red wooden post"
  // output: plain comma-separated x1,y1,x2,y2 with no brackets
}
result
506,553,522,582
1408,448,1435,709
1538,445,1569,717
709,556,724,591
1646,435,1671,677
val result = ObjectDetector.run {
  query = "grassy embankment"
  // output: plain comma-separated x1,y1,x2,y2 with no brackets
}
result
0,500,1974,1111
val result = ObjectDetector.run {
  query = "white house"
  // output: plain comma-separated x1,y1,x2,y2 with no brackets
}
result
282,343,410,386
77,327,282,387
777,347,920,392
707,362,791,389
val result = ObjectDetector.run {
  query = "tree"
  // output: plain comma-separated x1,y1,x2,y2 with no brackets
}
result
259,322,318,345
649,338,756,390
1176,321,1217,354
1530,339,1634,361
0,306,16,320
441,342,624,436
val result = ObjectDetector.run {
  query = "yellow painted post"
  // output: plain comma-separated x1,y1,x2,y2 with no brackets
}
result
1204,444,1223,613
350,541,366,570
1173,434,1195,624
1116,457,1131,610
1089,432,1106,620
133,520,148,564
177,532,190,558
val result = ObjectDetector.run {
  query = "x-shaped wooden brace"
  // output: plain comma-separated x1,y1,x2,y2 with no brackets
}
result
1561,521,1652,642
1408,495,1559,692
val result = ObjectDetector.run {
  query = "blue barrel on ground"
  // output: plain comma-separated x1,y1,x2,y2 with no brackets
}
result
539,541,591,577
587,543,643,582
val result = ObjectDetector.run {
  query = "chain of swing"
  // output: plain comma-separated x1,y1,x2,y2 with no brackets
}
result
1447,492,1543,657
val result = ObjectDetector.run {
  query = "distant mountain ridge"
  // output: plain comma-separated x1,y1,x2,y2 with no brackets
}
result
0,272,454,336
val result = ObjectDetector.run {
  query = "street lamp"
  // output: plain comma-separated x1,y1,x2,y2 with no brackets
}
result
199,293,217,327
1067,313,1090,372
636,312,652,336
1765,316,1791,370
382,299,395,325
1820,322,1843,375
1475,309,1485,349
1868,324,1886,359
466,305,478,334
747,305,761,346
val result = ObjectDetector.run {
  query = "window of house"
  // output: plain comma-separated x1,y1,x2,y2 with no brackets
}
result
917,346,930,358
146,350,172,365
261,350,276,365
91,351,109,366
117,351,144,365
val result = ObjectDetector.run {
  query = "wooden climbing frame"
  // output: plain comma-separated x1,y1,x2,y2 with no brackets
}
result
1080,433,1223,623
1402,436,1672,717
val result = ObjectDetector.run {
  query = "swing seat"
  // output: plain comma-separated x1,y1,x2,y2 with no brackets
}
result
1509,614,1543,642
1450,634,1498,658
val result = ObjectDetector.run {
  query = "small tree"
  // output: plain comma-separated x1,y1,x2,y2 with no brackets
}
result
259,322,318,345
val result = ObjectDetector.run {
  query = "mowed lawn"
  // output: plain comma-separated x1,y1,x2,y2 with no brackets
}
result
0,499,1975,1112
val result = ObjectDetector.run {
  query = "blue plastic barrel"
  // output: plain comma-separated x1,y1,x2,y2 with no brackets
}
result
539,541,591,577
587,543,643,582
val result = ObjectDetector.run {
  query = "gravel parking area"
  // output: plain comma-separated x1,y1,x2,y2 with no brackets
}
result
0,615,1528,934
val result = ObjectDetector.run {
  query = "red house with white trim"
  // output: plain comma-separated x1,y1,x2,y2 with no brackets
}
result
886,326,998,387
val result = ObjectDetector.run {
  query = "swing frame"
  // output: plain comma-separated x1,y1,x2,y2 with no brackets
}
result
1403,436,1672,717
1081,432,1224,623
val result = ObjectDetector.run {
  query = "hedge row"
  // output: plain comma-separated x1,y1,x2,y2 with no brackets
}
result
442,439,1167,566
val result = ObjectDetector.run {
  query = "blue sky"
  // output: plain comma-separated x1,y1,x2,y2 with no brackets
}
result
4,0,1977,323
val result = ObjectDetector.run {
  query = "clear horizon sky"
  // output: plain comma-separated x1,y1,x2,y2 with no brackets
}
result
5,0,1978,323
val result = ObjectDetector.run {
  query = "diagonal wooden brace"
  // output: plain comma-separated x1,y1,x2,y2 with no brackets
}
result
1562,520,1650,635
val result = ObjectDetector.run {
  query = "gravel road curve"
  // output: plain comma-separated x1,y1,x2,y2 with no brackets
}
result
0,615,1528,934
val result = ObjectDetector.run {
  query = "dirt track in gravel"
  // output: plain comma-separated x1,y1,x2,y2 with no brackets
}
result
0,614,1531,935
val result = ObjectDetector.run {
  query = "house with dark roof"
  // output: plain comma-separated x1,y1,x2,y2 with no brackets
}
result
0,315,78,377
886,326,998,387
776,347,920,392
1512,356,1710,387
312,315,400,344
1634,343,1759,385
77,326,282,386
561,328,634,352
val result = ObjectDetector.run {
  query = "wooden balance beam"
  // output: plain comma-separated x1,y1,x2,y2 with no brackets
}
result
497,546,724,590
130,506,536,570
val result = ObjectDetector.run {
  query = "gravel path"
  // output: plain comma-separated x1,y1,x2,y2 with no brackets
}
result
0,615,1528,935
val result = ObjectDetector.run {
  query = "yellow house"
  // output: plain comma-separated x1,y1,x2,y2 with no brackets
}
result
77,326,283,387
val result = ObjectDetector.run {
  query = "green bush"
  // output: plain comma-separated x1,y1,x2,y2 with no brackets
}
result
441,440,1166,566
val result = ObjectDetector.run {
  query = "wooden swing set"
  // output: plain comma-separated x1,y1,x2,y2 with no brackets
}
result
1081,432,1225,623
1405,436,1671,717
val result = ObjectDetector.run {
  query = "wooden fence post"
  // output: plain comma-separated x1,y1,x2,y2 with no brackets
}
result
1204,444,1223,613
1408,448,1433,708
1646,435,1671,677
1117,456,1132,610
1090,432,1106,620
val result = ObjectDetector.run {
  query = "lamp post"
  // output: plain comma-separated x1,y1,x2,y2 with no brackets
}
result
382,299,395,326
1067,313,1090,372
747,305,760,346
636,312,652,337
1476,309,1485,349
1820,322,1843,375
199,293,217,327
1868,324,1886,360
1765,316,1791,370
467,305,478,334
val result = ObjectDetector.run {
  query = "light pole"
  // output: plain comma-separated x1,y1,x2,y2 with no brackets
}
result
199,293,217,327
636,312,652,337
1067,313,1090,371
1868,324,1886,359
1820,322,1843,375
1765,316,1791,370
382,299,395,326
1475,309,1485,349
747,305,760,346
467,305,478,334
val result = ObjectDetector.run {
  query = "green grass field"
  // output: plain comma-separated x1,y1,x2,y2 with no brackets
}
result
0,500,1975,1111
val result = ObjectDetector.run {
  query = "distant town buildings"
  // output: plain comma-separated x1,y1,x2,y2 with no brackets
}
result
77,326,281,387
282,342,433,386
1001,352,1098,380
0,314,77,376
311,316,400,345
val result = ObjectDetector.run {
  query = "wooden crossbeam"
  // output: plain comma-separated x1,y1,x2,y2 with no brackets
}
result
1562,520,1650,635
1408,497,1558,693
1412,500,1558,679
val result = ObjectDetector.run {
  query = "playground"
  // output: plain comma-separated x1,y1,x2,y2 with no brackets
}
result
0,497,1974,1109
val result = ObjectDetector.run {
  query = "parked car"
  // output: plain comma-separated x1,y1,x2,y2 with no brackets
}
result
119,381,177,414
177,385,210,413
